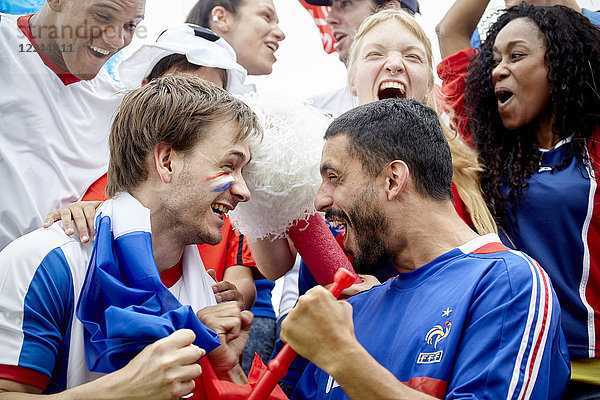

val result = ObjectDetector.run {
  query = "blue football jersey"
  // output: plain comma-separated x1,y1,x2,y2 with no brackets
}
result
293,234,570,399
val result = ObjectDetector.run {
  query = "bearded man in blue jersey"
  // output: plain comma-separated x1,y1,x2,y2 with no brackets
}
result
280,98,570,399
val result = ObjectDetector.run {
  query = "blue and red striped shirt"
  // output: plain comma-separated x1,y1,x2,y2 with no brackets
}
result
293,235,570,399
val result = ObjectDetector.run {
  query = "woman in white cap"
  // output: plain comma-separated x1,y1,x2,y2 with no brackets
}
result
119,23,249,94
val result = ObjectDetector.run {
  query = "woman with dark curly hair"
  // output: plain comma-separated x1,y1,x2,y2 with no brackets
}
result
437,1,600,397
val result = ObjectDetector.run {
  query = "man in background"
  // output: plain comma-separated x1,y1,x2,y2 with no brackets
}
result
303,0,419,117
0,0,145,250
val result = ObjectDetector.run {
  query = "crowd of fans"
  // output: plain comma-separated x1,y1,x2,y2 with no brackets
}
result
0,0,599,398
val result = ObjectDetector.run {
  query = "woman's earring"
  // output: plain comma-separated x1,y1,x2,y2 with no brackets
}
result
213,17,229,32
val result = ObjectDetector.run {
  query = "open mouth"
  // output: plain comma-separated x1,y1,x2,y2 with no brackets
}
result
495,89,513,105
333,32,347,42
89,45,110,58
330,220,353,254
211,203,229,220
328,219,346,230
333,32,347,49
266,42,278,52
378,81,406,100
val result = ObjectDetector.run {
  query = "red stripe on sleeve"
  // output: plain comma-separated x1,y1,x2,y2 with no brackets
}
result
471,242,510,254
403,376,447,399
520,262,551,398
586,129,600,356
0,364,51,391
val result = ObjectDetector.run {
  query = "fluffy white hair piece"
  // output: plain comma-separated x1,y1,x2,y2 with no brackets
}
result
228,92,333,240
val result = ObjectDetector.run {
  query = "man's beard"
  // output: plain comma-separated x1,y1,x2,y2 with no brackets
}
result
326,188,391,275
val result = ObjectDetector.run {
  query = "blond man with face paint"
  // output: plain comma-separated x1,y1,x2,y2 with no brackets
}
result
0,0,145,251
0,75,262,398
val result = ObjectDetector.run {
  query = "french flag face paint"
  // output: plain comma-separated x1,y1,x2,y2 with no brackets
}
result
208,173,235,192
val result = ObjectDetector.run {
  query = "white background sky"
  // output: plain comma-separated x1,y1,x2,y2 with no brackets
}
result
126,0,600,101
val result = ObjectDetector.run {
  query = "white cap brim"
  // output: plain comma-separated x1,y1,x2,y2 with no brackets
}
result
118,24,251,94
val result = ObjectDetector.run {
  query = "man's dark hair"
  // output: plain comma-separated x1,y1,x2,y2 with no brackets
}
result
325,98,453,201
186,0,245,28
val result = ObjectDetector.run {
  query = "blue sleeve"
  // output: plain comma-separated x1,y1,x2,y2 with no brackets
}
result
298,259,319,296
1,247,75,378
291,362,321,400
582,9,600,28
445,254,570,399
250,279,276,319
470,29,481,49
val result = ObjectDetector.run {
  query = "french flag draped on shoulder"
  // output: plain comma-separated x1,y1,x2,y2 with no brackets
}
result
76,192,220,373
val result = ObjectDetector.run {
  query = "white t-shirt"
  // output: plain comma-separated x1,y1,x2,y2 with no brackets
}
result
277,254,301,321
0,193,217,390
306,85,354,119
0,13,124,250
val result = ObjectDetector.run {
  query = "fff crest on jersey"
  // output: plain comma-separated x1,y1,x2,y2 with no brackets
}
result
417,312,452,365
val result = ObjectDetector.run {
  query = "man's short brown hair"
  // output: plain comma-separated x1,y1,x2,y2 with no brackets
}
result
106,74,261,197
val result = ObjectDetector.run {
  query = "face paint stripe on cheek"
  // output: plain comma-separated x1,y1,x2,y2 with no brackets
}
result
208,173,235,192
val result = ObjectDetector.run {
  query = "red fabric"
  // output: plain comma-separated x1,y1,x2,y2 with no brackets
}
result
16,15,81,86
451,183,474,229
403,376,447,399
586,127,600,356
436,48,478,144
192,356,288,400
82,173,109,201
0,364,51,391
159,259,183,288
471,242,510,255
437,49,483,230
298,0,335,54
